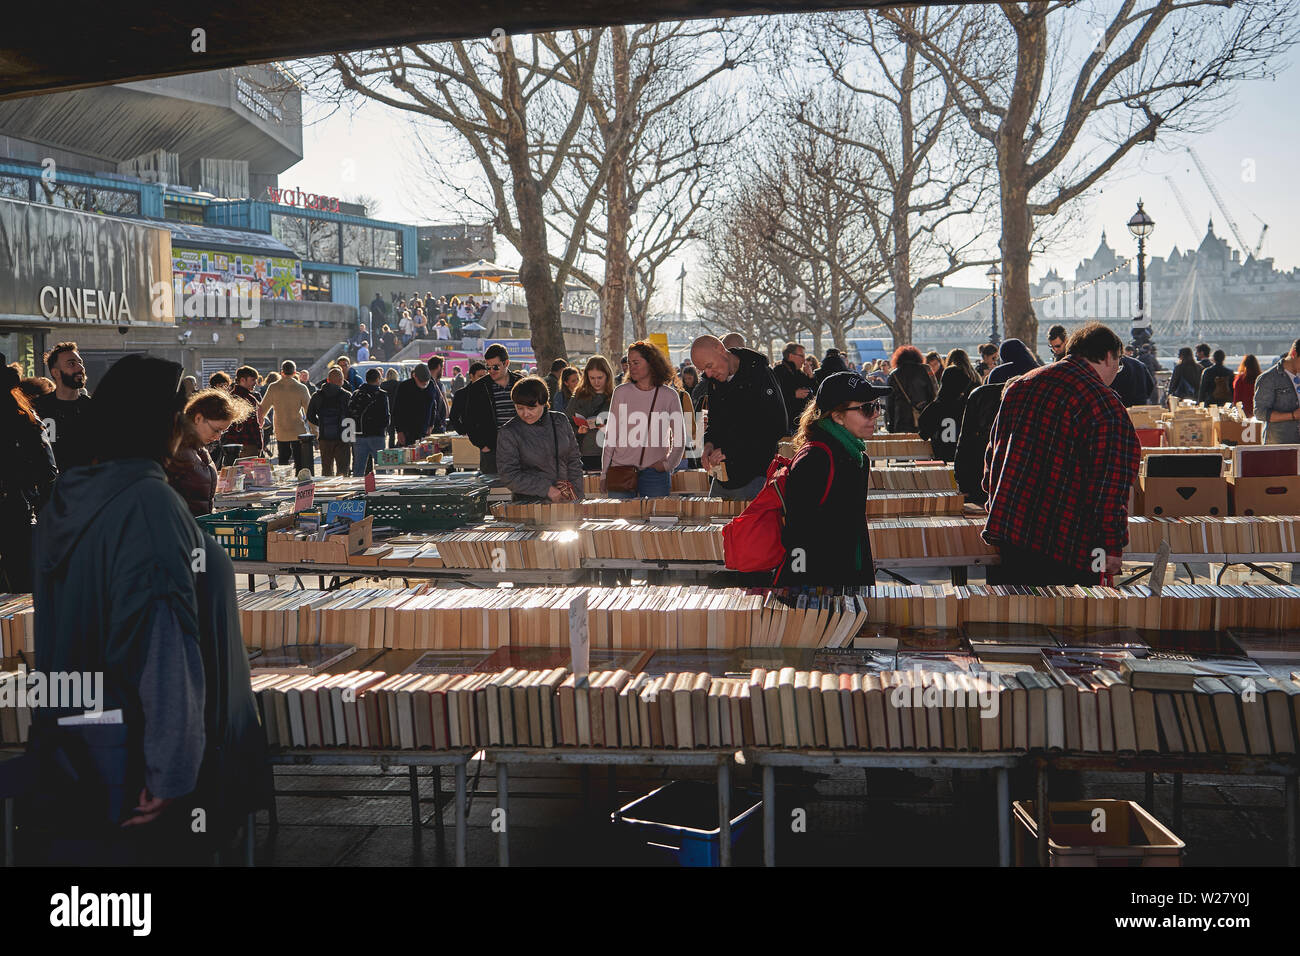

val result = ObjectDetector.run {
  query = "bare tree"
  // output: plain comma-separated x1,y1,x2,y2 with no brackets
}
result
538,20,752,356
303,33,608,363
884,0,1298,346
793,9,998,347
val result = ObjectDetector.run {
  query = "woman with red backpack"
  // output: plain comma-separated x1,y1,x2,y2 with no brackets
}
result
773,371,888,586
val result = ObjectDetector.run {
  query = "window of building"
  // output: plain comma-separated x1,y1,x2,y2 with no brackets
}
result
271,212,310,259
309,219,338,262
165,202,205,223
86,187,140,215
0,173,32,201
303,270,332,302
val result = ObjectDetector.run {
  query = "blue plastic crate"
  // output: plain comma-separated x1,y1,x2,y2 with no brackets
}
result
612,780,761,867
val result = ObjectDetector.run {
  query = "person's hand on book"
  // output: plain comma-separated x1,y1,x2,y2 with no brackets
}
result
121,789,171,827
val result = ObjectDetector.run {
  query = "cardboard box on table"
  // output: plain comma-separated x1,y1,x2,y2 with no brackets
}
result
451,436,481,468
268,516,373,563
1138,452,1227,517
1228,444,1300,515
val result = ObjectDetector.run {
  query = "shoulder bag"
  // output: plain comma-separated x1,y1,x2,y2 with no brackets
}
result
606,386,658,493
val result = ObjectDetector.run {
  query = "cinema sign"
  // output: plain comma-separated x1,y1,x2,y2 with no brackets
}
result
0,197,174,325
265,185,341,212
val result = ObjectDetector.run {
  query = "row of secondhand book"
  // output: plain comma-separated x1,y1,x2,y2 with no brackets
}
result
245,656,1300,755
323,514,1300,571
7,584,1300,657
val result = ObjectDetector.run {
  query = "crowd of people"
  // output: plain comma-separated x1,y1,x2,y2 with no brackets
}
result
352,291,495,362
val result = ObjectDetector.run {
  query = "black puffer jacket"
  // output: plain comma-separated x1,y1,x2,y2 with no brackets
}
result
886,360,936,433
700,348,787,489
918,366,978,462
954,381,1006,505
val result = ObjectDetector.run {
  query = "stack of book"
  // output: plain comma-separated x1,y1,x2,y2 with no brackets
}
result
0,665,33,744
869,466,958,491
866,491,967,517
1126,515,1300,554
867,435,934,458
0,594,33,657
867,517,994,560
489,496,747,522
417,529,583,570
577,520,726,562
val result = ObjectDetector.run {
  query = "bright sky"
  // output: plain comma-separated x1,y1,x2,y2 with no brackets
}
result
280,24,1299,306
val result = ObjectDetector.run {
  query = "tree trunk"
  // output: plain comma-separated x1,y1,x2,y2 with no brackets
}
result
600,26,632,360
501,52,566,364
999,178,1036,348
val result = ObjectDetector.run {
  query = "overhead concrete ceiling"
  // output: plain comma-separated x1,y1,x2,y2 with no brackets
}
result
0,1,983,101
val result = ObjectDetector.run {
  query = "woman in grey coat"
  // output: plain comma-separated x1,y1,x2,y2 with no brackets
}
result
496,376,585,502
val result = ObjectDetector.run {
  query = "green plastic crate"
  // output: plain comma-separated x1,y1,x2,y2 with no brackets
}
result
364,487,489,531
197,506,278,560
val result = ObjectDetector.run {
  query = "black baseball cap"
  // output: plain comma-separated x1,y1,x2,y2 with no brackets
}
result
815,371,890,411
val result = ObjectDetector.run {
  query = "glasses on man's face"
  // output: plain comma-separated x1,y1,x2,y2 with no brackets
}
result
486,364,505,371
845,401,882,417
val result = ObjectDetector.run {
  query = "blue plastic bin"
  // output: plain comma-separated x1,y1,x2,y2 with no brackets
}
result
612,780,762,867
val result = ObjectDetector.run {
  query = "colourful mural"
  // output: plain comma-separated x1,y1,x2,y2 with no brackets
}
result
171,245,303,302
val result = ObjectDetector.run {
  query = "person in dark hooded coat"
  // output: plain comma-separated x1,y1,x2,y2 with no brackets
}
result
813,350,848,388
918,365,978,462
885,346,936,433
954,380,1008,505
984,338,1041,386
20,354,268,865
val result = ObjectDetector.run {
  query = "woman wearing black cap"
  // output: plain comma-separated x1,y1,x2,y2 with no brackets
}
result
774,371,888,586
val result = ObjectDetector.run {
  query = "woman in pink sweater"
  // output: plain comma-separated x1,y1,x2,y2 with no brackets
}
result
601,342,687,498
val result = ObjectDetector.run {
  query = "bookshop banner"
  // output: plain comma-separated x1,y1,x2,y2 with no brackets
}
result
172,246,303,302
0,197,174,326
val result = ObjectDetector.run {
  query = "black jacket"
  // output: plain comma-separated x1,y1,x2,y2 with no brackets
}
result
1111,355,1156,408
392,378,435,443
701,348,788,488
772,360,817,434
0,407,58,592
775,433,874,586
449,385,471,435
918,366,977,462
306,382,353,441
1167,358,1201,400
954,381,1006,505
463,371,524,452
33,393,94,472
1197,363,1235,406
348,382,390,437
886,361,936,433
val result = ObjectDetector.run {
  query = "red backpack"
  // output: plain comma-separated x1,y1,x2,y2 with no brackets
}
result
722,441,834,573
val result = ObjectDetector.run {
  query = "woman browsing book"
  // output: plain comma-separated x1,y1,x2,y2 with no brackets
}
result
602,342,687,499
565,355,615,471
775,371,888,586
496,376,585,503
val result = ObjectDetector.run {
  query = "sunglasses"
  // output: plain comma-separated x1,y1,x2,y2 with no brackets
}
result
845,401,882,417
485,364,505,371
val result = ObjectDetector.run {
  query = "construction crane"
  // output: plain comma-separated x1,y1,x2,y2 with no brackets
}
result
1185,146,1268,259
1164,175,1201,235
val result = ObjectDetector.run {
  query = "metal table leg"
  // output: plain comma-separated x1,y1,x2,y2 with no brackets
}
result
497,762,509,867
409,765,422,846
996,767,1010,867
432,767,445,842
455,762,467,868
1172,773,1183,834
763,765,776,867
1287,774,1297,869
718,761,732,868
4,797,13,867
1036,762,1049,867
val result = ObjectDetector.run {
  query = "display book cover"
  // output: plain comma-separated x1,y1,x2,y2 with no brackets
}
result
1226,629,1300,662
962,621,1061,657
253,643,356,675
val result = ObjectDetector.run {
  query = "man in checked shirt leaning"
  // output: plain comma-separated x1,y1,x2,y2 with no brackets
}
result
982,322,1141,586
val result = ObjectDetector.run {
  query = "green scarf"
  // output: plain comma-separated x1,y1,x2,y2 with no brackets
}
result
816,417,867,469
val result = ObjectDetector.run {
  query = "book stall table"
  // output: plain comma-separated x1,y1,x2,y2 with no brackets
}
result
744,749,1021,867
372,460,456,473
487,748,738,866
267,748,473,866
1032,753,1300,868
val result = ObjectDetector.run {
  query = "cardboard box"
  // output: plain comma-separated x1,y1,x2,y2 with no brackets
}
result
451,436,481,468
1230,475,1300,516
1139,475,1228,517
268,516,373,564
1128,405,1167,429
1232,443,1300,479
1133,426,1165,448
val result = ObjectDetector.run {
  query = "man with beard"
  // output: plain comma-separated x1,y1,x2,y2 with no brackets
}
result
33,341,95,471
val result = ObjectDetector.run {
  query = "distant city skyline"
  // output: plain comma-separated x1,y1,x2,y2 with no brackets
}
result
281,38,1298,308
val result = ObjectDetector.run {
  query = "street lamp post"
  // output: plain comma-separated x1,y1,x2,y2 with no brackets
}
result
986,264,1001,346
1127,199,1155,348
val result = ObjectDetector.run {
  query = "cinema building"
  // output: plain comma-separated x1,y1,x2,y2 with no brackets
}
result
0,66,416,382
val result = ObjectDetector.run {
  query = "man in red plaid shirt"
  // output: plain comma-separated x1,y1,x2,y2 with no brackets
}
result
982,322,1141,585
